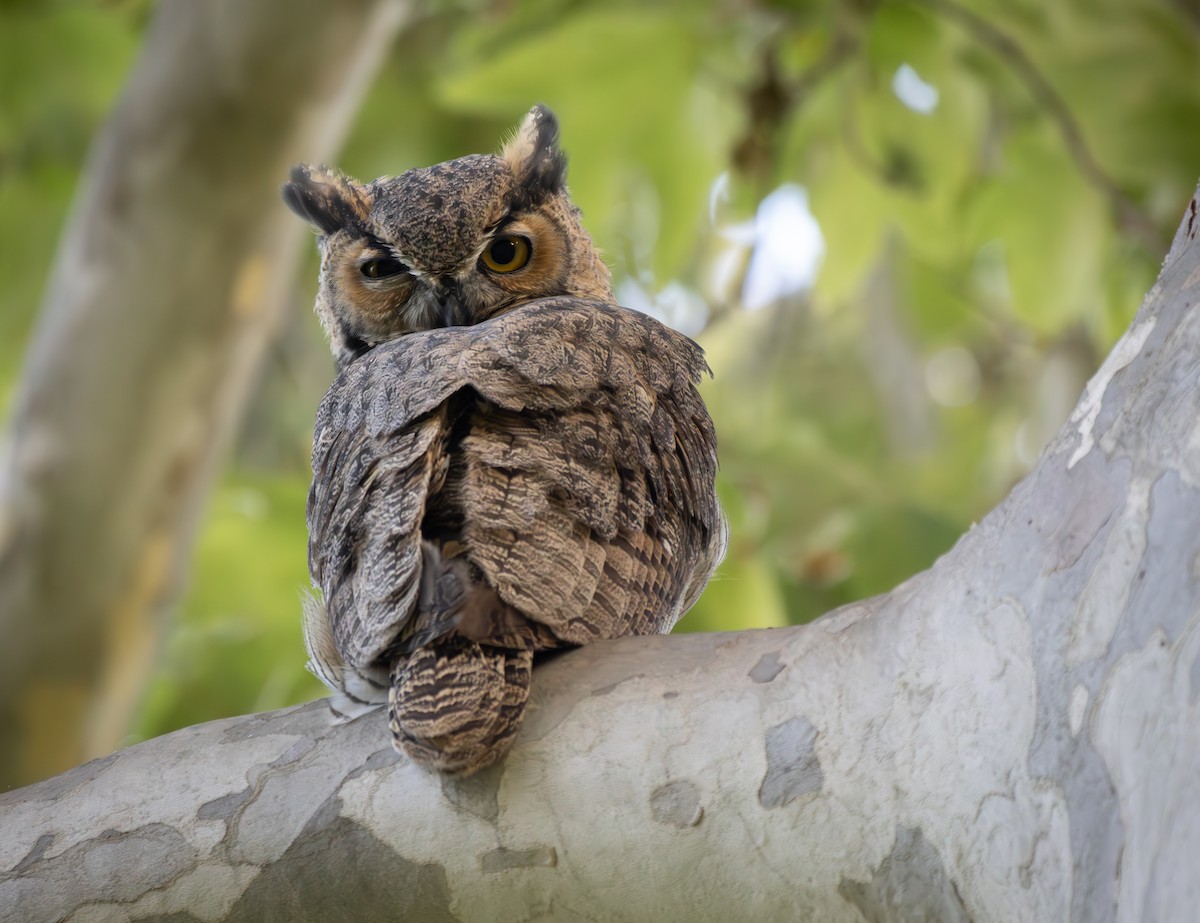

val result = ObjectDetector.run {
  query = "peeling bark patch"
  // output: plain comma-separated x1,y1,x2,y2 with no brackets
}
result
0,751,119,808
1093,622,1200,917
1121,471,1200,649
650,780,703,827
217,699,328,744
224,815,456,922
346,746,399,782
758,716,823,808
0,824,195,923
1068,475,1153,668
838,826,971,923
1069,684,1089,737
11,833,53,874
748,651,785,683
198,785,254,822
1044,456,1125,574
1067,317,1156,469
441,766,500,822
481,846,558,872
269,737,317,768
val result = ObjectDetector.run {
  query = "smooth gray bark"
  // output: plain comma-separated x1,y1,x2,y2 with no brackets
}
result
0,0,411,787
2,193,1197,920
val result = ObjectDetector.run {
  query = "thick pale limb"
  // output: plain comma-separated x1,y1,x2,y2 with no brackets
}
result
0,0,411,787
3,195,1198,921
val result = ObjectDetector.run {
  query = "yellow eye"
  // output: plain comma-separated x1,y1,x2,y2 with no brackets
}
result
481,235,531,273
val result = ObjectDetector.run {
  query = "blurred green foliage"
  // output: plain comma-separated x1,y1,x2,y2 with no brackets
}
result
3,0,1197,742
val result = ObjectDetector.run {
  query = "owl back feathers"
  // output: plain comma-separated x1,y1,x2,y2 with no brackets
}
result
307,296,724,773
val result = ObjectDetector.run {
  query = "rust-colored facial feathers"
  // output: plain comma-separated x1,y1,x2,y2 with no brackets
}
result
283,105,612,371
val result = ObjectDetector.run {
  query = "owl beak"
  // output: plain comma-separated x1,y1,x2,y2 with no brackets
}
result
437,280,466,328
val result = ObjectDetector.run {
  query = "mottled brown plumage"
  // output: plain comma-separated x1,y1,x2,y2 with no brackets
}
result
286,106,725,775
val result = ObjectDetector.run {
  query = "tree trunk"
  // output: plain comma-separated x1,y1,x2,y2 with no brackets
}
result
0,0,412,788
3,187,1197,921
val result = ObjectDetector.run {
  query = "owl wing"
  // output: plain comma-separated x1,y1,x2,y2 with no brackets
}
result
308,347,461,670
452,297,724,644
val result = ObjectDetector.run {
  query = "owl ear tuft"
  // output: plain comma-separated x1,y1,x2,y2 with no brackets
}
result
502,104,567,200
282,164,373,235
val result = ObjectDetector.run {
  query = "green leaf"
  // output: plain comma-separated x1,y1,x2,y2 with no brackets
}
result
968,126,1107,335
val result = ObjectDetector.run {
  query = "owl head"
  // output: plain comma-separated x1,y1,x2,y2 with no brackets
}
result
283,105,613,369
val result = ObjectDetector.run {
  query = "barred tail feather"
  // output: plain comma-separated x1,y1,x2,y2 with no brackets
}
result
389,638,533,775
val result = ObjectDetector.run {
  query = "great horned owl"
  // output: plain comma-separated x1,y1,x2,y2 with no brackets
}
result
283,105,726,775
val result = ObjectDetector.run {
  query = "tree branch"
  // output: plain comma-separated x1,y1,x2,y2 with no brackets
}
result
4,184,1199,920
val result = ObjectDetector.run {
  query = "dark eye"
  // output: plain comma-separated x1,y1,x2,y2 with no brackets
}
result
360,258,408,280
481,235,531,273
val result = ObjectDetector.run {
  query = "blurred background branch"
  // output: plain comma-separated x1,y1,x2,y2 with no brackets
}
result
0,0,1196,788
0,0,411,788
914,0,1166,252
